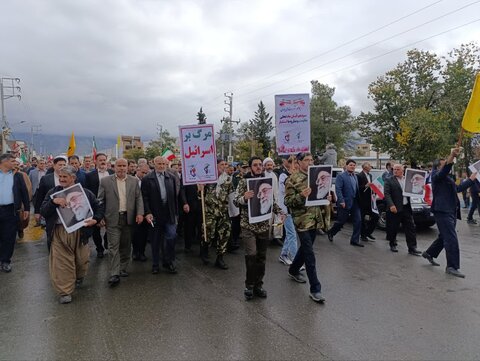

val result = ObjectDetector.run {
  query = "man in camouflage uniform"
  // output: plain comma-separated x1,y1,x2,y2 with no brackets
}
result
235,156,285,300
284,152,327,303
200,159,233,269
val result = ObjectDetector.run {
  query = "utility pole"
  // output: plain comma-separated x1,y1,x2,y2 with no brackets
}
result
222,92,239,161
30,124,42,157
1,77,21,154
156,122,164,149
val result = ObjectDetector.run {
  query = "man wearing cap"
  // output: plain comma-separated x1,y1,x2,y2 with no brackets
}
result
199,158,234,269
34,155,67,246
40,165,103,303
0,154,30,273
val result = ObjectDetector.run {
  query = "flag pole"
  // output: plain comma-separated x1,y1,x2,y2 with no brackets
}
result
456,128,464,148
200,186,207,243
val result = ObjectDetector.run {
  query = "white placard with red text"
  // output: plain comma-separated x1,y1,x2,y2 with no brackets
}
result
275,93,311,155
179,124,218,185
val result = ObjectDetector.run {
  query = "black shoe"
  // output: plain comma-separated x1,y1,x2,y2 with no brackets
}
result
152,266,160,274
119,270,129,277
408,248,422,256
1,263,12,273
97,250,104,259
215,255,229,270
327,231,334,242
108,275,120,287
163,263,177,274
445,267,465,278
422,252,440,266
244,288,254,301
390,245,398,253
75,278,84,287
139,254,148,262
200,245,210,265
350,242,364,247
360,236,369,242
367,235,376,240
288,271,307,283
18,230,24,238
253,287,267,298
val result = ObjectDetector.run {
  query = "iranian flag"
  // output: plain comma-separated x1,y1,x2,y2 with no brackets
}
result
370,175,385,200
162,148,176,161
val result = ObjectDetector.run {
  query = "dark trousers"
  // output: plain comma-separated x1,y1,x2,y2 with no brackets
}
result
230,214,241,247
467,191,479,220
386,205,417,249
0,205,18,264
329,201,361,244
462,190,470,208
426,212,460,269
92,227,108,252
183,209,202,250
243,229,268,288
132,220,149,256
360,210,379,238
151,221,177,267
289,229,321,293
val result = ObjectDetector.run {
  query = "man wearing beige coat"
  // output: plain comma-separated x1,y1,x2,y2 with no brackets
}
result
98,158,144,287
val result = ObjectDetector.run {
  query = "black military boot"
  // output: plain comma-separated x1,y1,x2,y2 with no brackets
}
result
215,255,228,270
244,287,254,300
200,245,210,265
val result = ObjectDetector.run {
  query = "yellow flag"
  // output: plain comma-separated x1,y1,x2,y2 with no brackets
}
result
462,74,480,133
67,132,76,157
117,135,122,146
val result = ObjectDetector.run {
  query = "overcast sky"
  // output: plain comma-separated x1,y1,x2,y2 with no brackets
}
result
1,0,479,141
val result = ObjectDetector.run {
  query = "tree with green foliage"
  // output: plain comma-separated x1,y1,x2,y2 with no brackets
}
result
144,129,177,160
356,43,480,168
310,81,352,154
235,122,263,160
122,148,145,161
249,101,273,157
197,107,207,124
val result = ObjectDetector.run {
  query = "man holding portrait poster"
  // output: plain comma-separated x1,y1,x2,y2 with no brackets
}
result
234,157,285,301
40,166,103,304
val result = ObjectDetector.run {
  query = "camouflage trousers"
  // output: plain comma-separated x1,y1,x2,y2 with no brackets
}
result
202,212,231,255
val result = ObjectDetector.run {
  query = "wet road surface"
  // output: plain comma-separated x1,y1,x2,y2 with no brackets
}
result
1,216,480,360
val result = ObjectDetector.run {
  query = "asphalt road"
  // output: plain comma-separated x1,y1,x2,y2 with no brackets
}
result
1,213,480,360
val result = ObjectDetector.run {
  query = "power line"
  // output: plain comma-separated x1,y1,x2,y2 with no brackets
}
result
235,0,480,100
236,0,444,91
235,17,480,109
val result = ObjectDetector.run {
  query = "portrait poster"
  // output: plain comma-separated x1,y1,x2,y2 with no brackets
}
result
247,177,273,224
306,165,332,206
468,159,480,181
403,168,427,198
179,124,218,185
275,93,311,155
50,183,93,234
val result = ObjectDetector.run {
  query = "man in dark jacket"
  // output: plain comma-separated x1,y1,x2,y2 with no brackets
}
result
422,148,477,277
142,156,187,274
40,165,103,303
0,153,30,273
384,164,422,255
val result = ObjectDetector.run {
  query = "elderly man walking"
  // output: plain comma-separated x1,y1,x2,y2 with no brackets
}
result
98,158,144,287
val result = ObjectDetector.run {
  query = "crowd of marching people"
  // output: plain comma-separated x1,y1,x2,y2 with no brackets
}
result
0,146,478,304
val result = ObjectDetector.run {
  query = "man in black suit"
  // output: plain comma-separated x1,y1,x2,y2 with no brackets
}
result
384,164,422,255
357,162,378,242
142,156,188,274
181,183,202,253
85,153,113,258
34,156,67,242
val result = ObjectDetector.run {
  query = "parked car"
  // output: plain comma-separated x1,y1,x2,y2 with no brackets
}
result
330,168,435,230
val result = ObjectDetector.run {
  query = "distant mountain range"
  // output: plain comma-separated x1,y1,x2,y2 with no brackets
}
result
10,132,118,156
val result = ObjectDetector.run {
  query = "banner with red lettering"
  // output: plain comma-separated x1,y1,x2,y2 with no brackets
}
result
179,124,218,185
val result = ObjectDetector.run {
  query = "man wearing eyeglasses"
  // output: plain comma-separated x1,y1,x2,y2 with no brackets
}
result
284,152,326,303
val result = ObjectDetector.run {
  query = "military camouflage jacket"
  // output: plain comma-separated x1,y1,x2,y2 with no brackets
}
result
234,173,283,234
284,170,322,232
204,173,233,214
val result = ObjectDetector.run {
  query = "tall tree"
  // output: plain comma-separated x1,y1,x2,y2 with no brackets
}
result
356,45,480,165
310,81,352,154
235,121,262,160
249,101,273,157
197,107,207,124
